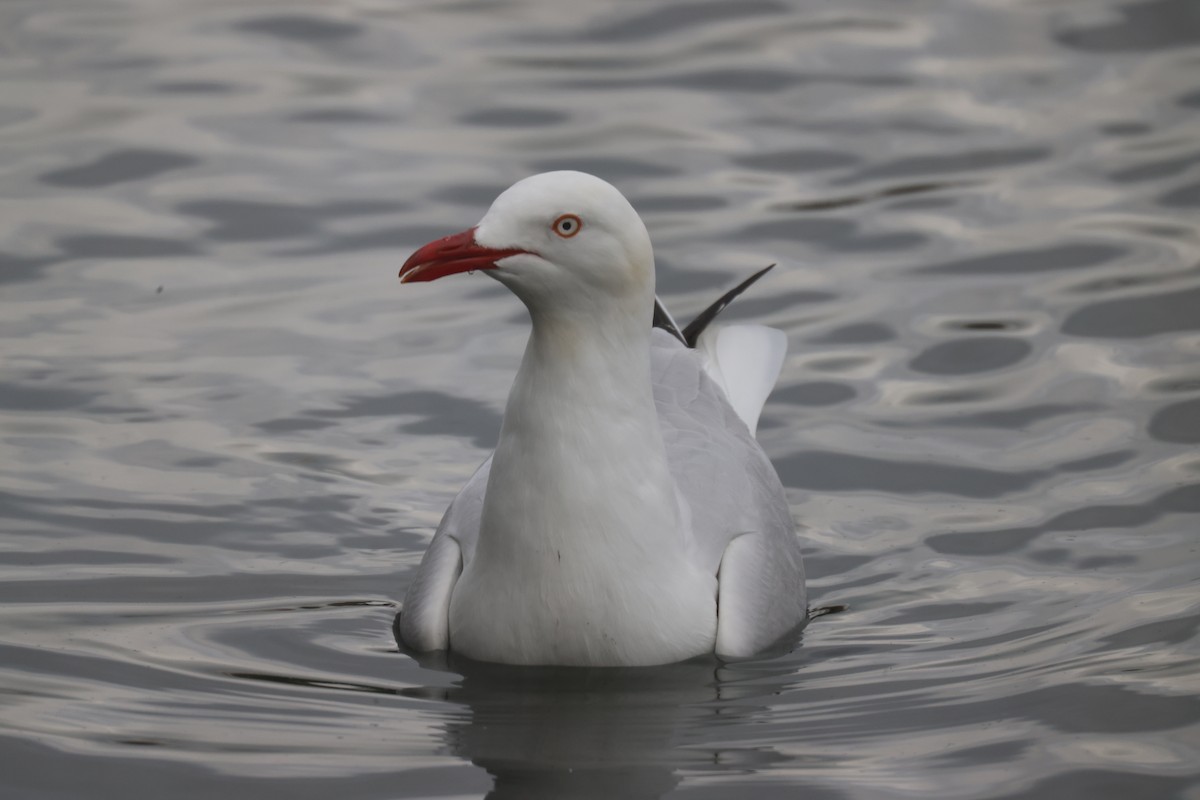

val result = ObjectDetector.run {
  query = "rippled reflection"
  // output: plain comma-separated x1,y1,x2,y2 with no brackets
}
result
1,0,1198,797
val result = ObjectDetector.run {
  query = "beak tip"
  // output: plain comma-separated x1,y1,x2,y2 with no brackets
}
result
398,227,523,286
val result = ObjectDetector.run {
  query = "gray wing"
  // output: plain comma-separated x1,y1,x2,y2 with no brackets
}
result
649,330,807,655
397,458,487,651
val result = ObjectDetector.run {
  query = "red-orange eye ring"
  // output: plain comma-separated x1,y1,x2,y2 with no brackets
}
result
552,214,582,238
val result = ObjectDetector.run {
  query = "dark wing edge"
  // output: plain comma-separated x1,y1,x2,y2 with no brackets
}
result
682,263,776,348
651,264,777,349
652,297,686,345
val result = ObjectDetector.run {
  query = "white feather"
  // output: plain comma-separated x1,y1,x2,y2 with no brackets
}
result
397,172,806,666
695,324,788,435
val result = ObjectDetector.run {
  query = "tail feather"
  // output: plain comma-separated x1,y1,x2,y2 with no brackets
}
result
696,324,787,435
653,264,786,434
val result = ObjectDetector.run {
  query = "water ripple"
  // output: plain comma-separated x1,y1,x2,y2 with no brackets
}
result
0,0,1196,797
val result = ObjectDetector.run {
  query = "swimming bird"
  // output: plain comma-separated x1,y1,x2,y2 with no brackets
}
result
396,171,806,666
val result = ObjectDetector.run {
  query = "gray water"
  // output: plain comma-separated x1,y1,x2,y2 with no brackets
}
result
2,0,1199,797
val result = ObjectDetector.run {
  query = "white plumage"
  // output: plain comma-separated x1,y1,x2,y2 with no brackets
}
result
397,171,807,666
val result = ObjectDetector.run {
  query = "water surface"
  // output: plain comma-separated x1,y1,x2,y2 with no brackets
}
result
1,0,1198,797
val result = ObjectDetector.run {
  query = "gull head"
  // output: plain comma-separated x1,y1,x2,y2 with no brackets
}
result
400,171,655,312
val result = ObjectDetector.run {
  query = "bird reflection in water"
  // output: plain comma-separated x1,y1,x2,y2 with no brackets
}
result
396,617,810,800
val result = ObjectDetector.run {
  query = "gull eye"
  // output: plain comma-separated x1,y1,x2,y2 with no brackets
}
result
552,214,582,238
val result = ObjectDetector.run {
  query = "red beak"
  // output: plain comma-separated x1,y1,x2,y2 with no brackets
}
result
399,227,528,283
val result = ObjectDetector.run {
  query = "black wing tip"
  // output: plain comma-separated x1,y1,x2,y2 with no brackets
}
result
652,296,687,345
680,263,777,348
